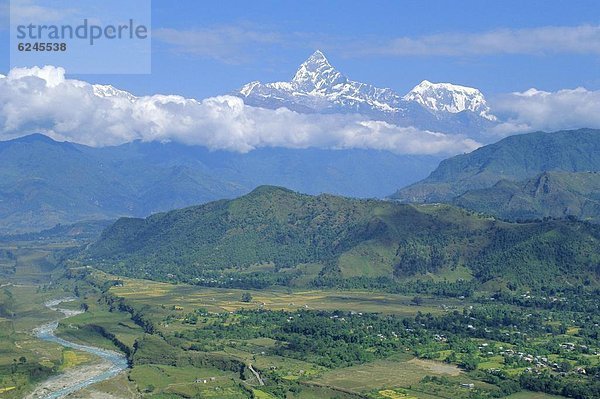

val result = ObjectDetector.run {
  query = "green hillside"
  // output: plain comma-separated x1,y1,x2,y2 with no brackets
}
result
0,134,439,234
86,186,600,289
454,171,600,223
391,129,600,203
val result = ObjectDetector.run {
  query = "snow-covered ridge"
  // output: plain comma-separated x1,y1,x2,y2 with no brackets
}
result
238,50,403,114
291,50,346,92
93,84,138,102
403,80,496,121
236,50,497,125
0,64,483,155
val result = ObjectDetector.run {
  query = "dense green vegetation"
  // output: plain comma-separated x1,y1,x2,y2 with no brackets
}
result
85,186,600,290
0,133,438,233
2,130,600,399
391,129,600,203
1,233,598,399
0,262,95,398
453,171,600,223
0,288,60,398
53,270,600,399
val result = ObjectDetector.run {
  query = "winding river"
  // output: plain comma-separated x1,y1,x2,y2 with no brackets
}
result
29,298,129,399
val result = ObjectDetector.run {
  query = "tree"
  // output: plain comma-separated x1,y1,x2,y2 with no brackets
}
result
241,292,253,303
412,296,424,306
460,354,479,371
558,361,572,372
445,351,457,364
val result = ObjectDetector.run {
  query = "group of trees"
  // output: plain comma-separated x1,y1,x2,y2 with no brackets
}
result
59,265,600,399
160,302,600,398
520,372,600,399
82,187,600,292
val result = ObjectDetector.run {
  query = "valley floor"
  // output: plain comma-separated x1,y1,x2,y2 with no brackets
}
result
1,239,598,399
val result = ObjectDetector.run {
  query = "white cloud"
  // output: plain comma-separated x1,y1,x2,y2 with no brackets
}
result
7,65,67,87
489,87,600,136
350,25,600,57
0,66,480,155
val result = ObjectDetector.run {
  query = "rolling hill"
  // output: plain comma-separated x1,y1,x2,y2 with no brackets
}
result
0,134,440,234
453,171,600,223
391,128,600,203
85,186,600,289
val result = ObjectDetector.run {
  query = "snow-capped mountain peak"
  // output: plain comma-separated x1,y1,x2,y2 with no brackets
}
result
236,50,400,114
239,81,260,97
403,80,496,121
93,84,137,102
235,50,498,133
291,50,346,91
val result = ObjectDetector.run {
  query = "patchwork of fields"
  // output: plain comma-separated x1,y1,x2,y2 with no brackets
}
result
0,243,597,399
110,277,458,315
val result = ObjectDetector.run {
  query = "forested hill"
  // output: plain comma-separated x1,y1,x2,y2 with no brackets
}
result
453,171,600,223
85,186,600,289
0,134,439,234
391,128,600,203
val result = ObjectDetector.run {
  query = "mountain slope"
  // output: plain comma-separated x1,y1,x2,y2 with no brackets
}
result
238,50,402,116
403,80,495,121
453,171,600,222
86,186,600,289
391,128,600,203
0,134,440,233
236,50,497,135
0,134,133,231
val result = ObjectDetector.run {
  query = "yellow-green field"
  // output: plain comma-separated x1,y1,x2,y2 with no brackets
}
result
65,373,139,399
61,349,92,368
110,276,463,317
313,358,463,393
252,388,277,399
129,364,245,398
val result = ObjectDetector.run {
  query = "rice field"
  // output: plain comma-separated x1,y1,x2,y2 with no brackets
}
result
109,276,463,318
313,359,462,393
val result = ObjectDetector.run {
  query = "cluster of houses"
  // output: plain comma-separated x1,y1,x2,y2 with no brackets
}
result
520,292,568,304
500,347,590,375
503,348,548,367
433,334,447,342
559,342,590,352
195,377,217,384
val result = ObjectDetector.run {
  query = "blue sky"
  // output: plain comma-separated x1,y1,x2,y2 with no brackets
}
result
1,0,599,99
